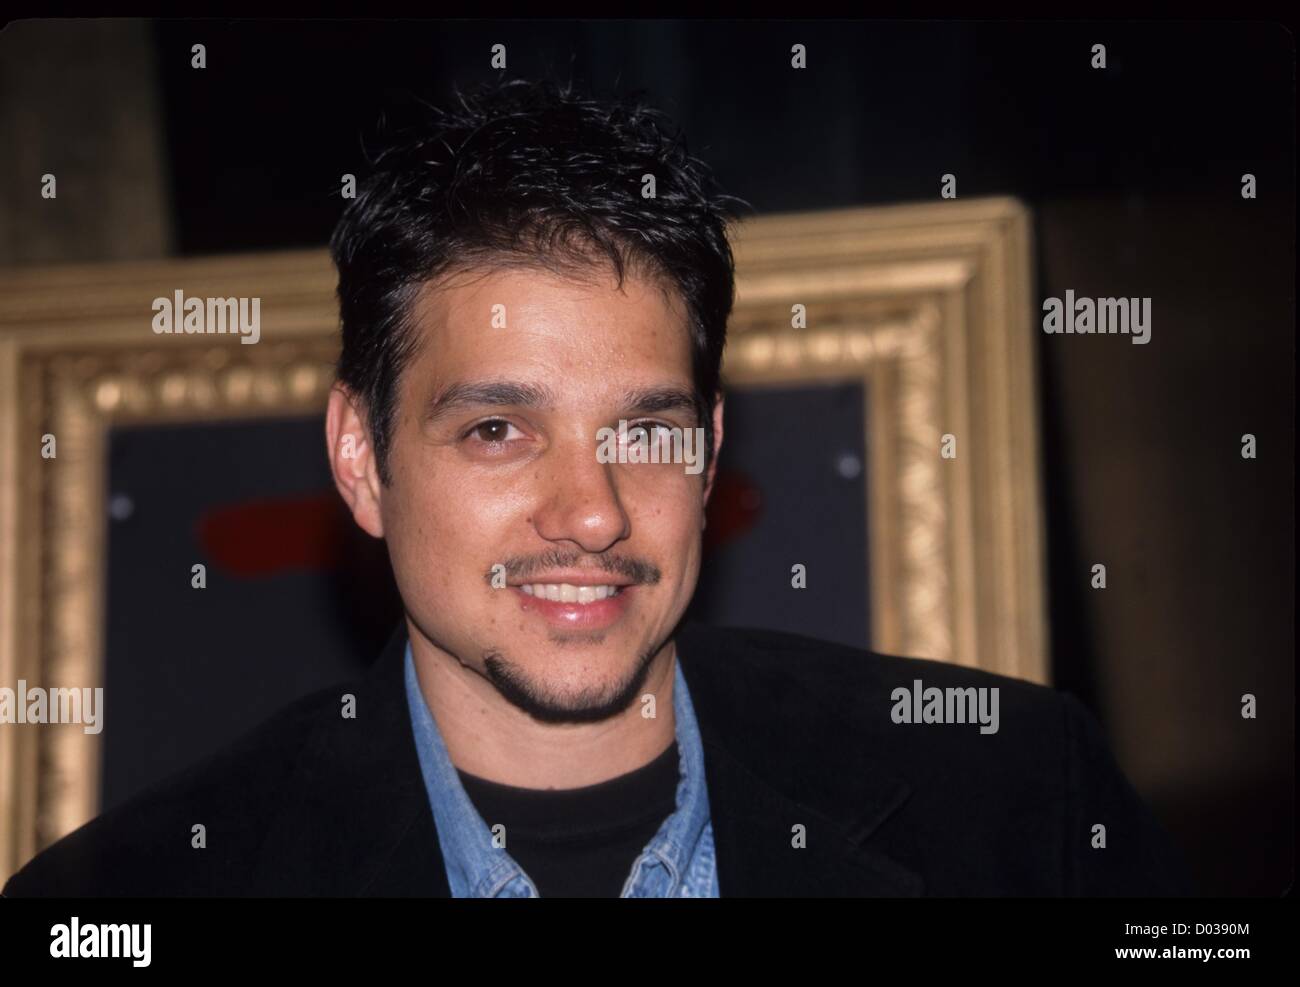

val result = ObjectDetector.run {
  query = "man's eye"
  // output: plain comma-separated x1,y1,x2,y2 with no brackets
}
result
626,422,673,442
466,419,522,443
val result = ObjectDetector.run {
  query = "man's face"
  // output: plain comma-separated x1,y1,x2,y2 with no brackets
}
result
334,263,722,723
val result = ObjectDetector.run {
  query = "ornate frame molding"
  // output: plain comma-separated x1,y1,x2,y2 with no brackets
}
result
0,197,1047,877
725,197,1045,680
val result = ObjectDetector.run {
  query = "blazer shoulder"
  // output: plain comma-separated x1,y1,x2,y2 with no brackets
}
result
679,621,1066,723
677,623,1194,895
678,622,1077,815
3,680,346,897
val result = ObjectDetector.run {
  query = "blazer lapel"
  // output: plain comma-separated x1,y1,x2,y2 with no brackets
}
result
253,626,450,896
677,623,924,897
699,739,922,896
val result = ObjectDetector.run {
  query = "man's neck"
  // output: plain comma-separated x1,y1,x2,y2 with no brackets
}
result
408,629,679,790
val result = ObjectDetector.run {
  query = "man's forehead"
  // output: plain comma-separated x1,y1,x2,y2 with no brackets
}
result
412,262,689,336
404,264,694,394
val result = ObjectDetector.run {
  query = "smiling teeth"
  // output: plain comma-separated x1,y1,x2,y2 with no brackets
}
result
519,584,622,603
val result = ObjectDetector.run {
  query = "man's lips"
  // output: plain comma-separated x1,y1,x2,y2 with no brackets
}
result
507,584,635,629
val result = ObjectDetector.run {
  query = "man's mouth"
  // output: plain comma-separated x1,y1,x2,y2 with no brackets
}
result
507,581,635,629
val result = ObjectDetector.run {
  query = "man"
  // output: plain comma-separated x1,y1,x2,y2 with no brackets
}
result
3,79,1192,897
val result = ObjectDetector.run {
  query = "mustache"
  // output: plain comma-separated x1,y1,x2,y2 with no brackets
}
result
485,550,661,586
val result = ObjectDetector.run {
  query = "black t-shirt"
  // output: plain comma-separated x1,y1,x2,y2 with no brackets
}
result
456,741,680,897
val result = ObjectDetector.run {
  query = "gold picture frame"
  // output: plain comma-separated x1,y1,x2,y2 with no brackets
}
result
0,196,1047,877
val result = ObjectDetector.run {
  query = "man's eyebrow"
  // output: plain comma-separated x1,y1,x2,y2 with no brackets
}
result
622,386,701,419
423,380,557,425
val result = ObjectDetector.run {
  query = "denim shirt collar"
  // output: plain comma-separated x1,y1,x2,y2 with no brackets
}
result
404,642,718,897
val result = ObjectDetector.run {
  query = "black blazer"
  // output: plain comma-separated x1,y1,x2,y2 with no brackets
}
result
3,622,1193,897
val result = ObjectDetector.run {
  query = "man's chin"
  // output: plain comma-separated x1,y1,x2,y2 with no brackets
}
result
482,646,660,725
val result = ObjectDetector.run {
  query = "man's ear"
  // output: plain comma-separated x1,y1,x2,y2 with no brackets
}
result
701,392,725,516
325,384,385,539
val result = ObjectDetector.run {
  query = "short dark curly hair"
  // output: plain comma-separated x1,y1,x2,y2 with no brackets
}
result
330,78,748,486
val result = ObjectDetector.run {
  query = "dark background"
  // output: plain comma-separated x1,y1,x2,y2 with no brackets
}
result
3,19,1293,895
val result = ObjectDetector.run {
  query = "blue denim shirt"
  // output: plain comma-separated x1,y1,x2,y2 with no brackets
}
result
404,643,720,897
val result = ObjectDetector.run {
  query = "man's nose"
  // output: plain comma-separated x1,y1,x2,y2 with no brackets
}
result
531,432,631,553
